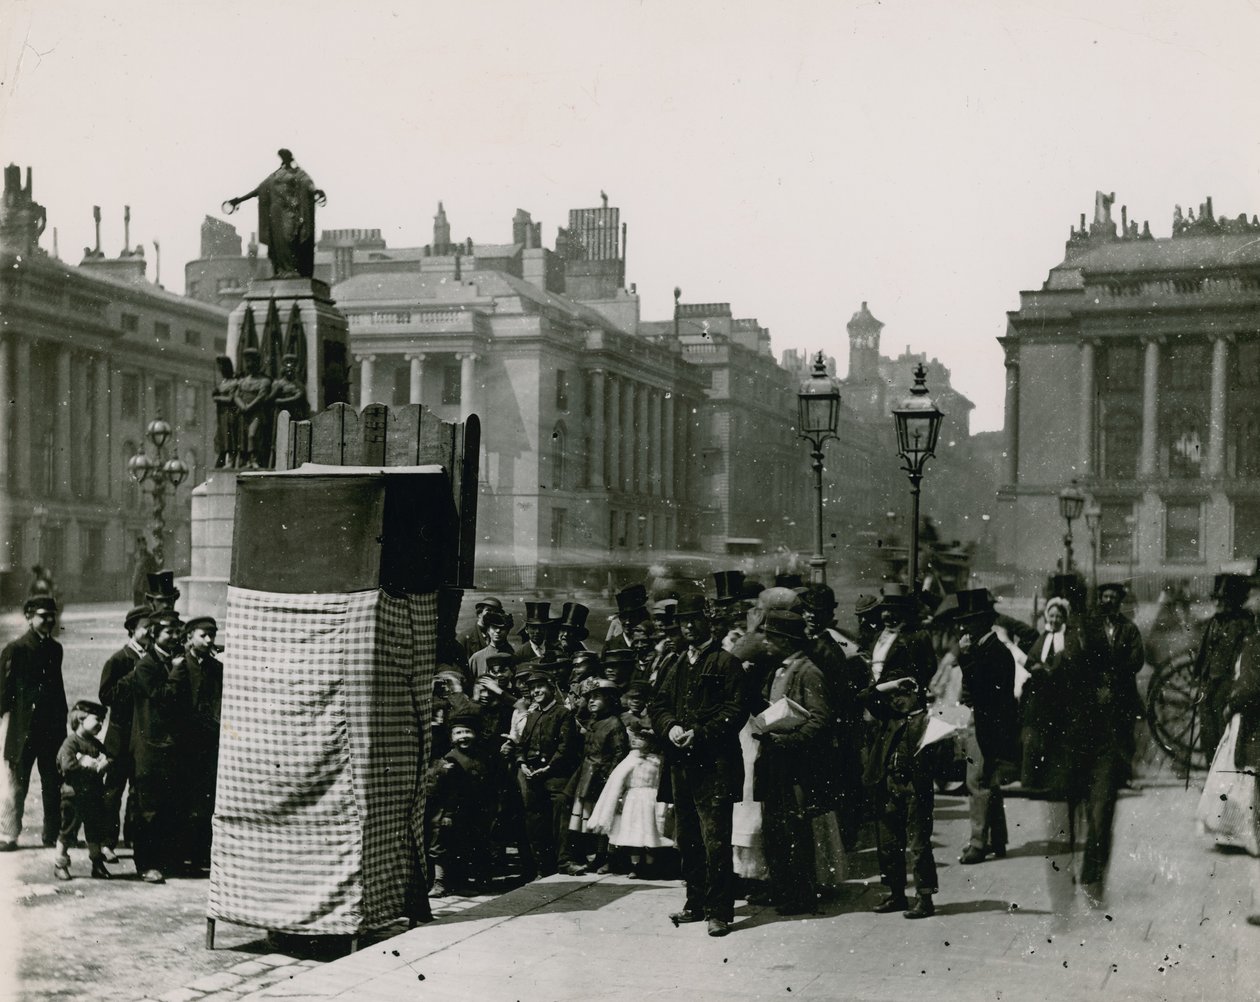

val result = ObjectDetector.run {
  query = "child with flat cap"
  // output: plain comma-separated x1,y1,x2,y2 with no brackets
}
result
54,700,112,880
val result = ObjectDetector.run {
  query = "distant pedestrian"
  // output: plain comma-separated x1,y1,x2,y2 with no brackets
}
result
53,700,112,881
130,539,158,607
0,596,68,850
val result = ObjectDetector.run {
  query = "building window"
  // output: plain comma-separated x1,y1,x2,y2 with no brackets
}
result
1101,408,1139,480
121,373,141,419
216,278,237,293
393,364,409,405
1234,500,1260,559
214,337,227,354
442,365,461,405
1168,343,1208,391
1164,407,1205,479
550,422,567,490
154,381,173,423
550,508,567,552
81,525,104,577
609,510,619,549
1165,501,1202,561
121,313,139,333
183,385,202,429
155,322,171,341
185,329,202,348
556,369,569,411
187,280,200,298
1230,408,1260,478
1103,345,1140,391
1236,342,1260,389
1099,501,1134,562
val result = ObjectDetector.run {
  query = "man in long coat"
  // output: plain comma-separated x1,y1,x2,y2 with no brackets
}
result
1194,573,1254,759
649,594,745,937
0,596,67,849
954,589,1019,865
98,605,152,855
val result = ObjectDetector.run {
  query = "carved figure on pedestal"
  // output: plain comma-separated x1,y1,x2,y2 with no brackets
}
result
212,355,240,469
223,150,326,279
234,348,274,469
271,354,310,423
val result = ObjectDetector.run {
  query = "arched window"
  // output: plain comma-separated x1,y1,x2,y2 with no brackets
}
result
1101,408,1139,480
550,422,566,491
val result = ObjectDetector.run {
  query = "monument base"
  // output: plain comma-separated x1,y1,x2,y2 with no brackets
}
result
183,470,239,625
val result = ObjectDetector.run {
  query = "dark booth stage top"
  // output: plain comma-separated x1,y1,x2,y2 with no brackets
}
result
232,465,458,595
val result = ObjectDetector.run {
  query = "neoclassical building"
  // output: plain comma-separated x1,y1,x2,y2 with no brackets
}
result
0,165,225,602
997,192,1260,594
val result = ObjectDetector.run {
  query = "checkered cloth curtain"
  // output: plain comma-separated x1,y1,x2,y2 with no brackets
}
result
208,586,437,935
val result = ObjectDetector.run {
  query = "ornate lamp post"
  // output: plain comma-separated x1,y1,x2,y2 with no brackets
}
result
892,363,944,592
796,351,841,584
1083,499,1102,599
1058,480,1086,574
128,419,189,567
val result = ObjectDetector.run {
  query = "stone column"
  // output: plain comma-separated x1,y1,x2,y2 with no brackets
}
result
458,352,479,422
0,340,9,490
1079,338,1096,478
650,389,663,496
663,392,676,499
54,345,72,497
407,353,426,405
1207,334,1230,478
1001,341,1020,486
12,338,31,493
1139,336,1161,478
637,383,650,495
607,375,621,491
358,354,376,405
590,369,605,490
621,377,635,493
93,355,110,499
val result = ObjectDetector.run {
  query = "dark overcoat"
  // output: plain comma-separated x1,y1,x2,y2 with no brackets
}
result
566,714,629,801
752,651,833,811
0,629,67,762
115,648,189,776
958,631,1020,769
99,644,143,759
1230,635,1260,771
648,641,746,804
516,699,578,794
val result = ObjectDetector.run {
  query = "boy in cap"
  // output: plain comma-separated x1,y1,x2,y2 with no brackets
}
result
53,700,112,880
0,596,68,850
184,615,223,872
427,707,496,896
564,679,629,875
97,605,152,858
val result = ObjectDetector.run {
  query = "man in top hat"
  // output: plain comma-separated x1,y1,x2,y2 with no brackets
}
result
649,593,746,937
709,570,745,639
1095,582,1145,778
870,584,937,691
514,601,557,666
469,608,516,680
459,597,509,666
753,610,833,915
0,596,68,850
798,584,870,848
183,615,223,871
514,667,579,879
97,605,153,857
113,610,190,883
952,589,1019,865
145,570,181,613
605,584,651,651
553,602,591,657
1194,573,1255,757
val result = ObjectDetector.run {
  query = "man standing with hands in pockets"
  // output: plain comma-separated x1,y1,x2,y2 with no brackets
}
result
649,595,746,938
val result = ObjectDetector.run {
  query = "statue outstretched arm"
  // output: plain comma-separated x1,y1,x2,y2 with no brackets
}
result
222,185,261,214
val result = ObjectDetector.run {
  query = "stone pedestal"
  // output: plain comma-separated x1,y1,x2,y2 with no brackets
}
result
182,470,239,625
226,277,350,411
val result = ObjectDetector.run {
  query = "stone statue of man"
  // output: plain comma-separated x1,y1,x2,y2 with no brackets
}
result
224,149,326,278
212,355,240,468
234,348,273,469
270,354,310,423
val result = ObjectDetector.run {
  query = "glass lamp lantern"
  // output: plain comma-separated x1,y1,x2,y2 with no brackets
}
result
1059,481,1086,523
892,363,944,475
797,352,841,438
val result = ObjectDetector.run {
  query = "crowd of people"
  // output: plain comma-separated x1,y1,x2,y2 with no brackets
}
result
7,561,1260,937
0,571,221,885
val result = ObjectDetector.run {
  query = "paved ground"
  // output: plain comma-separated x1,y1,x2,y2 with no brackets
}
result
2,598,1247,1001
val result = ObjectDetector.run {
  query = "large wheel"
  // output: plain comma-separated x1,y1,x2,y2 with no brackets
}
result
1145,653,1209,771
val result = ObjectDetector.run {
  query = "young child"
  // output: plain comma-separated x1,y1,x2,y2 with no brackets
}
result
563,680,629,875
588,718,672,877
54,700,112,880
427,708,495,896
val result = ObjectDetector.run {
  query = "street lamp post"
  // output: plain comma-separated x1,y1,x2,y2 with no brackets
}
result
1058,480,1086,574
1083,499,1102,600
796,351,841,585
128,418,190,567
892,363,944,594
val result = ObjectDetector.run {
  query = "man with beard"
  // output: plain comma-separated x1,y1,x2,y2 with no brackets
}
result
649,595,745,937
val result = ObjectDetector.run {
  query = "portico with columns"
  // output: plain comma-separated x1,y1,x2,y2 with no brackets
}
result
997,189,1260,596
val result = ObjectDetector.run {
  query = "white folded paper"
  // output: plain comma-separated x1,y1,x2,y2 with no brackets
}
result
751,696,810,734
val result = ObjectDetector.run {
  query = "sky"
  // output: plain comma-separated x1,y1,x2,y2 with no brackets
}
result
3,0,1259,431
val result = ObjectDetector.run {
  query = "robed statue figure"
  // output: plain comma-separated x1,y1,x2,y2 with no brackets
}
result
224,149,326,278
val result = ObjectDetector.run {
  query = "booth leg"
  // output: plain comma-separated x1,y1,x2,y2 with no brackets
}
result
349,937,359,955
205,918,216,950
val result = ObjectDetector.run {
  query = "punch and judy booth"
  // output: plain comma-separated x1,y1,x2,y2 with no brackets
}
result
206,403,479,946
